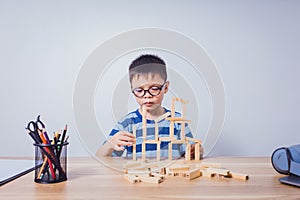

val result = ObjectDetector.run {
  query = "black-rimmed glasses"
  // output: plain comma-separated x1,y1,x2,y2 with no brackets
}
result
132,82,166,98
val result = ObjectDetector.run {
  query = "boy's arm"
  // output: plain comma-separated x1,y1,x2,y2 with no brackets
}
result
95,140,115,157
96,131,135,157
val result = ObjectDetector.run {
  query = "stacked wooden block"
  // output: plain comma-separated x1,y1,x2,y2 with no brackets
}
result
132,97,203,162
123,160,249,184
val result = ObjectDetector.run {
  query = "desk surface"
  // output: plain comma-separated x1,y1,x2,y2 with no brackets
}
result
1,157,299,199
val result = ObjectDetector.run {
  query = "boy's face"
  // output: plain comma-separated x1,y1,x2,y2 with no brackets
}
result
131,73,169,112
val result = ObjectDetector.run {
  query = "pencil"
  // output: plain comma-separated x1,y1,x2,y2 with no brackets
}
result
39,132,56,180
61,125,67,144
37,157,48,179
58,125,67,158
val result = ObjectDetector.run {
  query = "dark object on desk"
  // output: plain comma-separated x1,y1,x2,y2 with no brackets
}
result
279,175,300,188
34,142,69,184
25,115,69,184
271,144,300,188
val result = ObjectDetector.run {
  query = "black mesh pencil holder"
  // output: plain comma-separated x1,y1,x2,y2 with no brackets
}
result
33,142,69,184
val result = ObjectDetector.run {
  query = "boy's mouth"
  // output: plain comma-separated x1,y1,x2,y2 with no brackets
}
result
144,102,154,106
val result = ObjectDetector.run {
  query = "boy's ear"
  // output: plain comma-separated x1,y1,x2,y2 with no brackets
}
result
164,81,170,94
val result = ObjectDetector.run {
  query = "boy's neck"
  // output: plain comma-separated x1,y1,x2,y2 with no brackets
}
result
139,106,165,120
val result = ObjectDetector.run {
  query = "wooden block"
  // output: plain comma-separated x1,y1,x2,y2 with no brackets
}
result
139,176,163,184
169,121,174,140
132,125,137,160
170,140,187,144
165,117,183,121
206,167,230,176
154,112,171,123
142,142,146,161
127,165,150,172
200,169,214,178
228,172,249,180
159,137,171,141
124,174,140,183
142,106,147,142
156,142,160,162
155,123,159,141
180,121,185,141
127,169,150,175
168,142,172,160
144,140,160,144
185,143,191,161
186,168,201,180
168,164,190,171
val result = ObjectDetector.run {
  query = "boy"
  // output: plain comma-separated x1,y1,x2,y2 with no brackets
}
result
96,54,193,158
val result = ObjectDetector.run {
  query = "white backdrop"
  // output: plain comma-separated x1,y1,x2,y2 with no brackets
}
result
0,0,299,157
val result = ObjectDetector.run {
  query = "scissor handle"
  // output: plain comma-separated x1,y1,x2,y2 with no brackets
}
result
27,121,37,132
36,115,45,130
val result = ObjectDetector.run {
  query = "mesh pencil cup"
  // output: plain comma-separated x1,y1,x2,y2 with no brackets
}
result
33,142,69,184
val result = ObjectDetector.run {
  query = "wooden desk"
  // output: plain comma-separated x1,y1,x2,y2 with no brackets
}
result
1,157,299,199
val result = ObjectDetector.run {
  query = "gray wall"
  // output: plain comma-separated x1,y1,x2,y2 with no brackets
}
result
1,0,299,157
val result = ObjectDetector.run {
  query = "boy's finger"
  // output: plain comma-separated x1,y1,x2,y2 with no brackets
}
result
118,141,133,147
122,136,135,142
120,134,135,141
121,131,136,138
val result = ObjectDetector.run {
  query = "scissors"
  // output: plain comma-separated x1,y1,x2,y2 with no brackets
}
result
26,115,46,143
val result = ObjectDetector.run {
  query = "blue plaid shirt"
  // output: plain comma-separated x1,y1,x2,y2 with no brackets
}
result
108,108,193,158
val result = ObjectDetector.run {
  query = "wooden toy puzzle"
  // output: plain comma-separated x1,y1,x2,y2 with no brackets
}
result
123,97,249,184
123,160,249,184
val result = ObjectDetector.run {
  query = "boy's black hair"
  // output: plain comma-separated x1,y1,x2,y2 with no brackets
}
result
129,54,167,83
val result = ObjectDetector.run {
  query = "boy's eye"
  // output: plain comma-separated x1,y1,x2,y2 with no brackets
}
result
134,88,144,93
149,86,160,91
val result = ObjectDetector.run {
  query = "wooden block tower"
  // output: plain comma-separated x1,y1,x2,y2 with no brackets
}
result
132,97,202,161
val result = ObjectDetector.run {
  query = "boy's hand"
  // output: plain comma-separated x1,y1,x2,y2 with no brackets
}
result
108,131,135,151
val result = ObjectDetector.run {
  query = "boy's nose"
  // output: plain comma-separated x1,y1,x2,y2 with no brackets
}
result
143,90,153,98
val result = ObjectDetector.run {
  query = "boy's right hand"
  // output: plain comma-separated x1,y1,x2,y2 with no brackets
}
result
108,131,135,151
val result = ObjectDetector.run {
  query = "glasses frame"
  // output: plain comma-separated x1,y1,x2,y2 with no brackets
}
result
131,82,166,98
